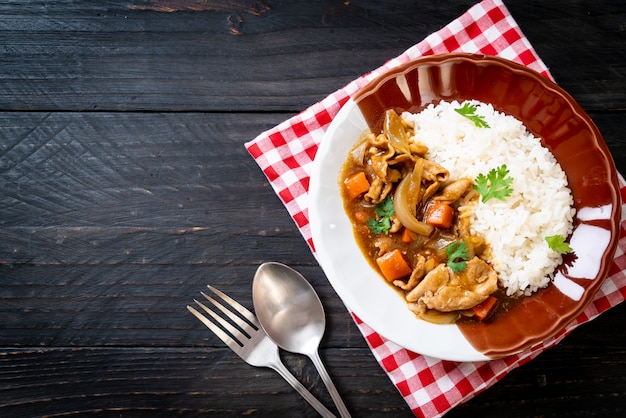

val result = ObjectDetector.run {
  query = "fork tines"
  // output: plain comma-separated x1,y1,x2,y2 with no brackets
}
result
187,285,260,351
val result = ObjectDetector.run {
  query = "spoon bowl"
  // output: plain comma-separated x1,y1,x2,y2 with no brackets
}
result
253,262,352,418
253,262,325,352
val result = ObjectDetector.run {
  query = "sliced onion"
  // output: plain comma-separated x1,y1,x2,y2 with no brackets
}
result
407,158,423,217
417,310,460,324
393,164,434,236
350,132,370,166
384,109,410,154
424,232,456,251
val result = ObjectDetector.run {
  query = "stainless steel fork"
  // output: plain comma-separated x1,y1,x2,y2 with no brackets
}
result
188,285,337,418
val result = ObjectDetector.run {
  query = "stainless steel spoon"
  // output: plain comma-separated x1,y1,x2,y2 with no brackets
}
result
252,262,352,418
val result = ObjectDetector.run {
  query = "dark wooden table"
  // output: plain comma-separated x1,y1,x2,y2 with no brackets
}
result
1,1,625,417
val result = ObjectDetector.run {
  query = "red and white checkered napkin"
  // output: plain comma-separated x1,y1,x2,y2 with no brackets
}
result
245,0,626,416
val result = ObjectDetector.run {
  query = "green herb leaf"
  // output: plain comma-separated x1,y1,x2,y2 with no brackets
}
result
367,196,395,234
454,102,490,128
545,235,573,254
473,164,514,203
375,195,395,218
366,217,390,234
445,241,470,273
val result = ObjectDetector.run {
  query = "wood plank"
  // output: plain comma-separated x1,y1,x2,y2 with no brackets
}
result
0,347,413,417
0,1,623,111
0,112,287,228
0,264,364,349
1,344,625,417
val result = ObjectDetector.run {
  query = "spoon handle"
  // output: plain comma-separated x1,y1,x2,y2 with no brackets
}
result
268,357,337,418
310,351,352,418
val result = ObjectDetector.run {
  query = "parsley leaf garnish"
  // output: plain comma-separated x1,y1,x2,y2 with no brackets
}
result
545,235,573,254
473,164,514,203
366,196,395,234
367,217,391,234
454,102,490,128
445,241,470,273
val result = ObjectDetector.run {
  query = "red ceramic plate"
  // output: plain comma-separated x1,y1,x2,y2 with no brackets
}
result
309,53,620,360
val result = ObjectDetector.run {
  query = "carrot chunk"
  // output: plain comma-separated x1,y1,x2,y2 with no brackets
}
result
344,171,370,200
401,227,416,243
376,249,413,282
472,296,498,321
425,202,455,229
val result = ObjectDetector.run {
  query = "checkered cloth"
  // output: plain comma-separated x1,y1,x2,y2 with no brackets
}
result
245,0,626,416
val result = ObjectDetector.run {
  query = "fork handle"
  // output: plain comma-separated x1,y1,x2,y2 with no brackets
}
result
268,359,337,418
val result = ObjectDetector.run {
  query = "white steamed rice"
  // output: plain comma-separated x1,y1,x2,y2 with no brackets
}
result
402,100,575,296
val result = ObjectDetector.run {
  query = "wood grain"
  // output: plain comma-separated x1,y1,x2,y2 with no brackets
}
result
1,1,626,417
0,1,622,112
128,0,270,15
